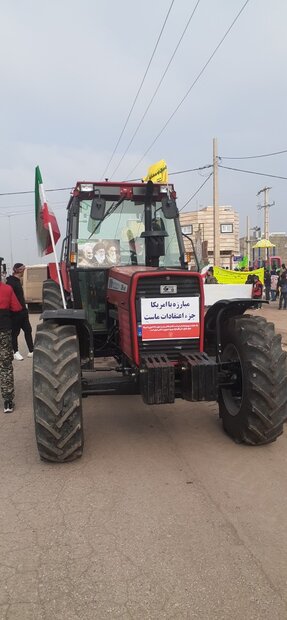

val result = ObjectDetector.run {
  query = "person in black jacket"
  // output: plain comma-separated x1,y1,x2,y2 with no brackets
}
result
0,279,22,412
264,268,271,301
6,263,34,361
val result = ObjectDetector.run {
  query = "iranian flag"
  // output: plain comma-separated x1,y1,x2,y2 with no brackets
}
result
35,166,61,255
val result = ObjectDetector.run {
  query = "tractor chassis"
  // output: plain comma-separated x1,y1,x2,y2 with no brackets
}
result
80,353,239,405
41,308,240,405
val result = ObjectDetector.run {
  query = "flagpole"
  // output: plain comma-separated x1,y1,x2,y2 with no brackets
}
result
47,222,67,309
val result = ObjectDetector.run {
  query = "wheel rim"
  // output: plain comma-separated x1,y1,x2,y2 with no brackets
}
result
221,343,243,416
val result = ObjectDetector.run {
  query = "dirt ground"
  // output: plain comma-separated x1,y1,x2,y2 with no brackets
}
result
0,304,287,620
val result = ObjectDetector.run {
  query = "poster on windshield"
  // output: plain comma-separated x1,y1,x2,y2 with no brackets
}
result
141,297,200,340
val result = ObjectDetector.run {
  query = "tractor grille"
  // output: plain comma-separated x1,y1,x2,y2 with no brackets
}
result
136,274,201,358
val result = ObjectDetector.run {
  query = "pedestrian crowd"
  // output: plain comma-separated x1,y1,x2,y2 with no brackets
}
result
264,263,287,309
204,262,287,310
243,263,287,309
0,262,34,414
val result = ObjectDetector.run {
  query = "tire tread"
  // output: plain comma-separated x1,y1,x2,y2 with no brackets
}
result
219,315,287,445
33,323,84,462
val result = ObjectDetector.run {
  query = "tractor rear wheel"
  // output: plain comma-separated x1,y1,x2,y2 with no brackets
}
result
219,314,287,445
42,279,63,311
33,322,84,462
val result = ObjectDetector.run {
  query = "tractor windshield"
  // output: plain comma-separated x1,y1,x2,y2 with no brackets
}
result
77,199,180,268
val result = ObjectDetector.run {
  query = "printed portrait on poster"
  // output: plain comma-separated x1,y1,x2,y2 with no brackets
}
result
77,240,121,267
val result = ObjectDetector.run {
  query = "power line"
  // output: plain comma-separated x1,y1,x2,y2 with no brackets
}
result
220,148,287,160
0,165,212,197
170,164,212,177
2,161,285,208
127,163,213,181
100,0,175,180
0,173,211,219
0,204,65,218
179,171,213,212
0,187,72,197
110,0,202,179
218,164,287,181
126,0,251,179
0,200,67,210
0,210,36,218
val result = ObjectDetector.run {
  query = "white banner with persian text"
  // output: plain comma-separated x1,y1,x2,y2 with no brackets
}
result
141,297,200,340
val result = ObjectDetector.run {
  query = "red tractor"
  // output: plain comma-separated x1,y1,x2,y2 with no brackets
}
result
33,180,287,461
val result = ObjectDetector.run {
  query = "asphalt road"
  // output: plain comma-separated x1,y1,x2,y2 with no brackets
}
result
1,305,287,620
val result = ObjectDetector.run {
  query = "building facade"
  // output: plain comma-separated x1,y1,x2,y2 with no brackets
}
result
269,233,287,264
180,205,240,268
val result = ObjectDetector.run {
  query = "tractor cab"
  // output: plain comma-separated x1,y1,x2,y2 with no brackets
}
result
65,181,185,331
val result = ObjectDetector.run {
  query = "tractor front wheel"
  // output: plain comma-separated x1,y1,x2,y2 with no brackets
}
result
33,322,84,461
219,315,287,445
42,279,63,311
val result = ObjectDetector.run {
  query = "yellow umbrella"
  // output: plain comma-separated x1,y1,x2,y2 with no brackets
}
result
252,238,275,249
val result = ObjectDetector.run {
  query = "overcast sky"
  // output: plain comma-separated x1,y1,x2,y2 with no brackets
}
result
0,0,286,269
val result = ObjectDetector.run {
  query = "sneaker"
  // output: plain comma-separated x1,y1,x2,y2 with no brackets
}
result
3,400,14,413
27,352,33,358
14,351,24,361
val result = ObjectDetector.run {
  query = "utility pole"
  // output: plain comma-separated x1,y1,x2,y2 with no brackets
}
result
257,187,275,260
246,215,250,267
213,137,220,266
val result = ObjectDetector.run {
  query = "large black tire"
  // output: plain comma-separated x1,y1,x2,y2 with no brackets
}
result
218,314,287,445
42,279,63,311
33,322,84,462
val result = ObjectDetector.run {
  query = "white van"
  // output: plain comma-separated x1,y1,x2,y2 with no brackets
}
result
22,264,48,309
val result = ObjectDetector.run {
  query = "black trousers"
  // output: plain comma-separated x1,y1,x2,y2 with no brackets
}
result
279,292,287,309
12,311,34,353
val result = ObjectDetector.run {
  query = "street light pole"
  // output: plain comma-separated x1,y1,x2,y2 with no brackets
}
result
213,137,220,266
7,215,13,271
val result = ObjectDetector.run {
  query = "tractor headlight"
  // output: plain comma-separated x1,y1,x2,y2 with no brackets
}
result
80,183,93,192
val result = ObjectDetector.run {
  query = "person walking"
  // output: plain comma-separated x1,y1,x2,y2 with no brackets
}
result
0,279,22,412
270,269,279,301
252,275,263,308
264,268,271,301
6,263,34,360
278,272,287,309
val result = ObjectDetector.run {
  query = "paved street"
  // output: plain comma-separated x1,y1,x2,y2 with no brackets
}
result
1,305,287,620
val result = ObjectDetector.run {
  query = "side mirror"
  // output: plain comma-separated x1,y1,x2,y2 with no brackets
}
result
161,196,178,219
90,197,106,221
